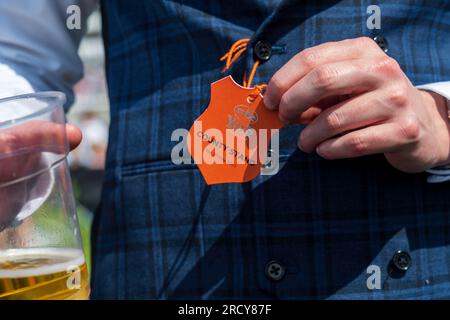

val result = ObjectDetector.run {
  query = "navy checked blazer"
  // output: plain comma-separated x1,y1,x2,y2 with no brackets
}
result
91,0,450,299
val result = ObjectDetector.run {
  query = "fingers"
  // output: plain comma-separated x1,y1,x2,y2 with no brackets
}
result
314,121,420,159
0,121,82,155
297,106,322,124
264,37,383,109
66,124,82,150
277,59,382,123
298,91,392,152
0,121,82,185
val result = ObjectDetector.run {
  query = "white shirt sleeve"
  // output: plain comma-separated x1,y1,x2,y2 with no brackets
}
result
0,0,97,224
0,0,98,108
417,81,450,101
0,64,35,99
416,81,450,183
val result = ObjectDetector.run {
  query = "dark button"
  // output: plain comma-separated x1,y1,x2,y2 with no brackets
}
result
392,250,412,271
373,35,389,53
265,260,285,281
254,40,272,62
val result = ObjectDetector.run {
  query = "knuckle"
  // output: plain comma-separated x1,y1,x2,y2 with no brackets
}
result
374,57,402,76
348,135,367,154
398,116,421,141
299,48,320,69
311,65,338,89
325,111,344,132
387,86,409,108
355,36,378,50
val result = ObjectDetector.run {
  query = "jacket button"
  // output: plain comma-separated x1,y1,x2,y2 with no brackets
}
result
373,35,389,53
265,260,285,281
254,40,272,62
392,250,412,271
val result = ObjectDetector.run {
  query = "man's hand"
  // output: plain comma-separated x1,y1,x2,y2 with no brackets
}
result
0,121,81,182
0,122,81,229
264,37,450,173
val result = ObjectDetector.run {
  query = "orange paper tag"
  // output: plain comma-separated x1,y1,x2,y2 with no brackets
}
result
188,76,283,185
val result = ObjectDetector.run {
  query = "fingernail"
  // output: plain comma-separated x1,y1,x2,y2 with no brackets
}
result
316,145,323,156
297,136,304,152
279,114,291,126
263,95,276,110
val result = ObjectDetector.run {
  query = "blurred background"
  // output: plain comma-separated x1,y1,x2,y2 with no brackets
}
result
66,9,109,271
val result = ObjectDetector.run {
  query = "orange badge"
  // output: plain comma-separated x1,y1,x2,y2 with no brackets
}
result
188,76,283,185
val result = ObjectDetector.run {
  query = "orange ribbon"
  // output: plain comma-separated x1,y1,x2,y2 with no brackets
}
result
220,38,265,93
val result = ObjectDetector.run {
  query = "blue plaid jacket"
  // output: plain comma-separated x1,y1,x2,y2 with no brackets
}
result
91,0,450,299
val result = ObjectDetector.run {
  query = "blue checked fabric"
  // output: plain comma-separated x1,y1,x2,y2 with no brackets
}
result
91,0,450,299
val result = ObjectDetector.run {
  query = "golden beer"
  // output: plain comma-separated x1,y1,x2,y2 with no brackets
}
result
0,248,90,300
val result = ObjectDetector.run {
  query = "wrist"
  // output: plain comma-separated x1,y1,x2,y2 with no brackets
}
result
419,89,450,167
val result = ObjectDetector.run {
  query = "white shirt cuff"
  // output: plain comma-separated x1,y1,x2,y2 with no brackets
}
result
417,81,450,101
416,81,450,183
